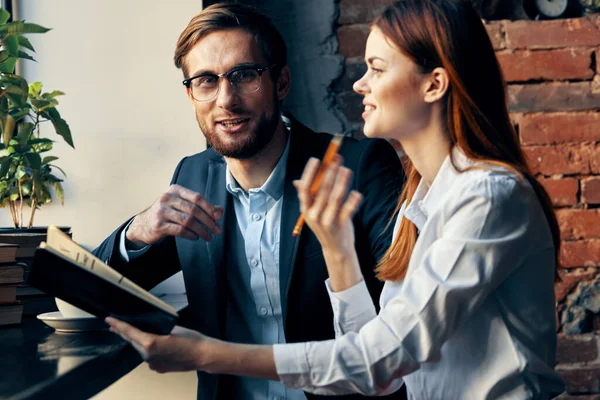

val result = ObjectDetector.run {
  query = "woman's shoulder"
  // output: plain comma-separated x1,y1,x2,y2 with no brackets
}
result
448,162,535,213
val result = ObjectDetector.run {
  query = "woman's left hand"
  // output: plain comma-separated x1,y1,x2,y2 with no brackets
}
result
105,317,211,373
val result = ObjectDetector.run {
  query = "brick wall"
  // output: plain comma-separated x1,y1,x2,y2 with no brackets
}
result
335,0,600,397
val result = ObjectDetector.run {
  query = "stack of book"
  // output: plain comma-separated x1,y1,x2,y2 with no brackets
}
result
0,229,69,316
0,243,24,326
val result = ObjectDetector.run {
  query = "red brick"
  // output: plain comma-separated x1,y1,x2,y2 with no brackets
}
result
560,240,600,268
486,22,505,50
338,0,396,25
582,177,600,205
524,145,592,175
508,82,600,113
557,366,600,394
520,113,600,145
557,210,600,240
337,24,369,58
591,144,600,174
497,49,594,82
555,267,599,303
539,177,579,207
557,333,599,364
505,17,600,50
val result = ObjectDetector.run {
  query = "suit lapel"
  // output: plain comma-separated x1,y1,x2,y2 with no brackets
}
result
205,157,229,336
279,123,311,324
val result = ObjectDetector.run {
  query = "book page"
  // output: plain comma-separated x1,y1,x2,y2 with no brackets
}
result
43,226,176,316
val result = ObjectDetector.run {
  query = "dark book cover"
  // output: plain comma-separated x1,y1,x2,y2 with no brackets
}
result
29,247,178,335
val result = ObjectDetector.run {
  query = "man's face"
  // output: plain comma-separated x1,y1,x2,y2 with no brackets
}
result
183,28,287,159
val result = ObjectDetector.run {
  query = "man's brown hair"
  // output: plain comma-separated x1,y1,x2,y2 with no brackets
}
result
174,3,287,78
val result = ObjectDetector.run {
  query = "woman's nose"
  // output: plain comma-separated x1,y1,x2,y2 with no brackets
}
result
353,72,369,95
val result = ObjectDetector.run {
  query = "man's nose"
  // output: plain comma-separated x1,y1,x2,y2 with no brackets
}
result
215,78,238,109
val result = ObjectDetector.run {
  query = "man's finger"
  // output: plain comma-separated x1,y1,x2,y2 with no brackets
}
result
161,208,212,240
169,185,223,220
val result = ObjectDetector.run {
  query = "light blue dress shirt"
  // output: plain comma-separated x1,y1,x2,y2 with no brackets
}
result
223,132,305,400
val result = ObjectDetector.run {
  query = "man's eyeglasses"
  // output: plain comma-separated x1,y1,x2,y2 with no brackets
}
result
183,65,275,102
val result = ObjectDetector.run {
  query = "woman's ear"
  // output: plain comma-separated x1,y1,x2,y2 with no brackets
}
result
277,66,292,101
423,67,449,103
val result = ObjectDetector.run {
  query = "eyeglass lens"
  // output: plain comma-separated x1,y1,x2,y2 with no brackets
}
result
190,68,262,101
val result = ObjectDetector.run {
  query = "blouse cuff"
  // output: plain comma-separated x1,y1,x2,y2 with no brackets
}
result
273,342,313,390
325,278,377,335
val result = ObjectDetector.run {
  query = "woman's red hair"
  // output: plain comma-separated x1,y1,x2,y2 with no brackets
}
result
374,0,560,282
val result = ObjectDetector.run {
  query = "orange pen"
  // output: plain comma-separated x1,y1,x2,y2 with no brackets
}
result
292,134,345,237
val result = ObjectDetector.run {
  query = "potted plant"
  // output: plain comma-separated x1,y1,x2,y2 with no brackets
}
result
0,8,74,229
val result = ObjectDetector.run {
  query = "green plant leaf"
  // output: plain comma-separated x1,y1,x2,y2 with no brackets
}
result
9,185,19,201
42,156,58,164
2,114,15,145
49,164,66,177
24,152,41,169
16,121,33,145
17,35,35,52
28,138,53,145
21,180,31,196
17,50,35,61
0,157,11,178
0,9,11,25
4,35,19,57
0,22,51,35
46,108,74,148
0,55,17,73
15,165,27,179
54,181,64,205
30,98,53,111
28,81,42,97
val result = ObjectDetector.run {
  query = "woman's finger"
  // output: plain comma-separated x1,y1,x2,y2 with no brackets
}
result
295,158,321,213
321,167,352,228
338,190,364,227
309,158,342,222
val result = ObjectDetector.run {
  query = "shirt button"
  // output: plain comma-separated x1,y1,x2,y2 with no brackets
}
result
253,213,261,221
250,259,258,266
260,307,268,315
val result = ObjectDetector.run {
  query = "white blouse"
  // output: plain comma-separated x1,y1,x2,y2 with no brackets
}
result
274,150,565,399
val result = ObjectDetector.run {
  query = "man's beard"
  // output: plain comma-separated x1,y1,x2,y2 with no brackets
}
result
198,102,281,160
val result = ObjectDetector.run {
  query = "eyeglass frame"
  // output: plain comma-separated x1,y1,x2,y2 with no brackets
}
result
182,64,276,102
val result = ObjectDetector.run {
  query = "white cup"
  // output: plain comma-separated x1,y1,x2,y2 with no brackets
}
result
55,298,94,319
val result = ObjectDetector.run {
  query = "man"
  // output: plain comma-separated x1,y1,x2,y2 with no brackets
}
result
94,3,405,400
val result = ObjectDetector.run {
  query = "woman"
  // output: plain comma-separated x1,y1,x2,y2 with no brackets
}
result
107,0,565,397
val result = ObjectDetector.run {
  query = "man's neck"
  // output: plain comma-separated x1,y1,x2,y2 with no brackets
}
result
225,120,288,192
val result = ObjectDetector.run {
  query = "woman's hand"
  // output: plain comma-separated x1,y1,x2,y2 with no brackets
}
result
294,155,365,292
105,317,212,374
105,317,280,380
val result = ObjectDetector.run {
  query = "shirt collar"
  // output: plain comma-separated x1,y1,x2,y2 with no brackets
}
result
225,121,291,201
403,147,475,231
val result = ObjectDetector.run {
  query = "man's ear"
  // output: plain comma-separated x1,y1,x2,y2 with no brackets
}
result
185,87,194,105
423,67,449,104
276,65,291,101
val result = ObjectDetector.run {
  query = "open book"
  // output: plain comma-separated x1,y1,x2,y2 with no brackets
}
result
28,226,178,334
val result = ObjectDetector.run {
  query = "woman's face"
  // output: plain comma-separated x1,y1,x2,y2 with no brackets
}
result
353,28,431,141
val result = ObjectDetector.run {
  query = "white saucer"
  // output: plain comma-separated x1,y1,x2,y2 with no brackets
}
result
37,311,109,333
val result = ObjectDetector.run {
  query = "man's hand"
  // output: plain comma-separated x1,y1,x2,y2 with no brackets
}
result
126,184,223,245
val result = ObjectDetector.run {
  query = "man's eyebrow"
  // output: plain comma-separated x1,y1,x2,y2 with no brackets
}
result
189,62,263,78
